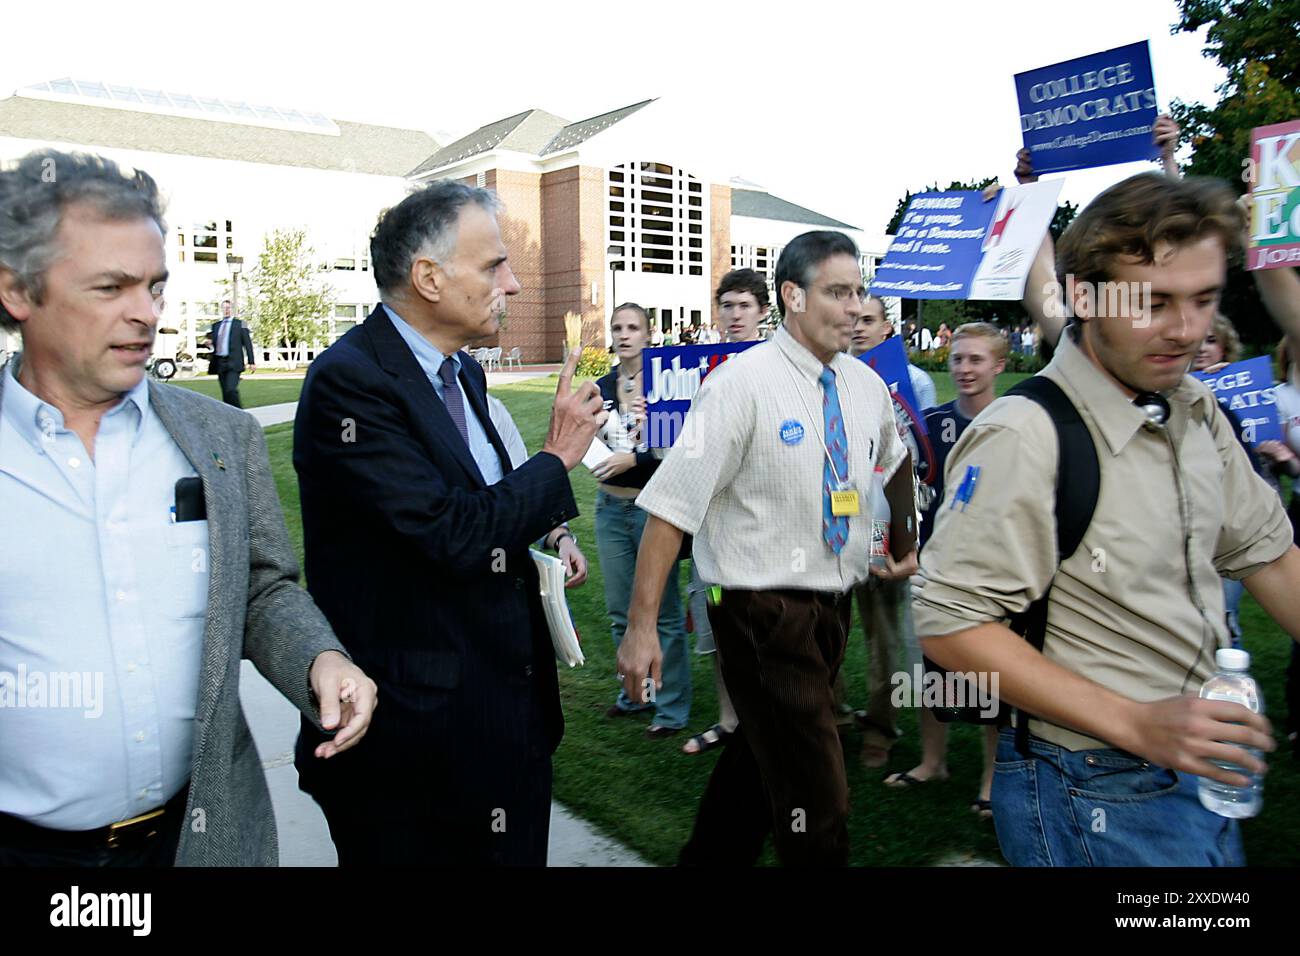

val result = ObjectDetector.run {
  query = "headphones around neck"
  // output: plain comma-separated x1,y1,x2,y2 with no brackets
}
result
1133,391,1171,428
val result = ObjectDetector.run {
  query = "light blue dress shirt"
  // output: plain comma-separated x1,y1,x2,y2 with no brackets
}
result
908,363,938,411
383,304,504,486
0,359,206,829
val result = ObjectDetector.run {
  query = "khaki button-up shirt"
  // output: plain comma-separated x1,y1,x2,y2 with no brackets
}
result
637,325,907,593
913,330,1293,751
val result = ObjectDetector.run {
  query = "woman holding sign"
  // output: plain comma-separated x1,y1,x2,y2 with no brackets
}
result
591,303,691,737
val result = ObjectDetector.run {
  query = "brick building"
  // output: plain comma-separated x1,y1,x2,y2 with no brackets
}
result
0,81,889,363
411,99,890,360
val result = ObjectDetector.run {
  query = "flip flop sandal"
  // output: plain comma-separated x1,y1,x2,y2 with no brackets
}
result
646,725,682,739
884,771,949,788
682,724,731,754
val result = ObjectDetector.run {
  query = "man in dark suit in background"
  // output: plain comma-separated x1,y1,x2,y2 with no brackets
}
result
293,180,605,865
207,299,255,407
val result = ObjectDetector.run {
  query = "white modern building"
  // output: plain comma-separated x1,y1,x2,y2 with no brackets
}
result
0,80,893,363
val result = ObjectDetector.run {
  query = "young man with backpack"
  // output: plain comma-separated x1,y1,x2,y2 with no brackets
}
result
913,173,1300,866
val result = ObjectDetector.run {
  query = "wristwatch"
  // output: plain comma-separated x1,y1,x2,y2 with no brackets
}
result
551,529,577,551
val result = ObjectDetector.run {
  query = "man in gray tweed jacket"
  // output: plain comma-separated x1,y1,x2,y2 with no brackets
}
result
0,149,377,866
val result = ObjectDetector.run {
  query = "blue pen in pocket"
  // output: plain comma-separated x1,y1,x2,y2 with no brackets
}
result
950,464,981,512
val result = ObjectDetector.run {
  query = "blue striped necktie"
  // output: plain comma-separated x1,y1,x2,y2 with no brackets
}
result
820,368,850,553
437,357,470,446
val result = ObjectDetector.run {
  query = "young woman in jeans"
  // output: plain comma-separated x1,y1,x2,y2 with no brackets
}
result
590,303,691,736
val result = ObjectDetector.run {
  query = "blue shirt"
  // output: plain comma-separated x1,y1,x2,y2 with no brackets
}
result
383,304,503,486
215,318,232,357
0,359,206,829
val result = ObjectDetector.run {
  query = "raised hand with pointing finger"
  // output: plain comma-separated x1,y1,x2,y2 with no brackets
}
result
542,346,609,470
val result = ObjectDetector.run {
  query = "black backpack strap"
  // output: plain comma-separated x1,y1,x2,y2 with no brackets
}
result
1003,375,1100,756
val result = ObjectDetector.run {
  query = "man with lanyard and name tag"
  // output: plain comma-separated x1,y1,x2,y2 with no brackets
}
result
617,231,917,865
913,172,1300,866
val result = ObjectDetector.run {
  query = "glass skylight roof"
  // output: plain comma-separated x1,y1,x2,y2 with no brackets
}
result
20,78,340,135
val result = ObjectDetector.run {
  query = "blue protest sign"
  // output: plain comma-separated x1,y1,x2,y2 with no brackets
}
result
870,181,1062,301
641,341,761,447
870,191,995,300
1192,356,1282,446
1016,40,1160,174
857,337,923,425
858,336,936,484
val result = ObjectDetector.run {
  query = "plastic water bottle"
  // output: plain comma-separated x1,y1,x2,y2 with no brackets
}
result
1197,648,1264,819
868,465,890,570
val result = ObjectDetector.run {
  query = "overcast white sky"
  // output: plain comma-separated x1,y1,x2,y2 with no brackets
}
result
3,0,1226,236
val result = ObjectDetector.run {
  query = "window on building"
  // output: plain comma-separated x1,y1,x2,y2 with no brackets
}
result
606,161,707,279
178,220,234,265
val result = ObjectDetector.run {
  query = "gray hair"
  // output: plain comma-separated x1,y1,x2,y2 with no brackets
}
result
0,150,167,332
370,179,501,296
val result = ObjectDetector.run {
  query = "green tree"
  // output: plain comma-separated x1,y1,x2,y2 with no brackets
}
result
886,176,999,236
1050,200,1079,242
1169,0,1300,349
239,228,336,369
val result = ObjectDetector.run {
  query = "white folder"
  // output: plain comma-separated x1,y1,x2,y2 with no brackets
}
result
530,549,585,667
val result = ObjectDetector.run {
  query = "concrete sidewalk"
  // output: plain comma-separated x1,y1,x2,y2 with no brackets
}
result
239,663,647,866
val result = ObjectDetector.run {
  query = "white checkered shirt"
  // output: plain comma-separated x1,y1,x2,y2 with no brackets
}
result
636,325,906,592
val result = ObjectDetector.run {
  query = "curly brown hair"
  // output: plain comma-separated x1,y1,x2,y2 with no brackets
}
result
1056,173,1242,291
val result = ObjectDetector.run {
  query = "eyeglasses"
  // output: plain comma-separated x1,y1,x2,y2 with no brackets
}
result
816,284,871,305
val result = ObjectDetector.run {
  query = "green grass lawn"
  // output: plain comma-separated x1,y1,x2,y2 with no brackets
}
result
173,376,305,408
263,370,1300,866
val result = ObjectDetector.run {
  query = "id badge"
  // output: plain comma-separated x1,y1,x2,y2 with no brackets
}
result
829,481,861,517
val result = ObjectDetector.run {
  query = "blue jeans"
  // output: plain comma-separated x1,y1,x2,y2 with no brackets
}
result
991,728,1244,867
594,490,691,728
1222,577,1244,647
687,560,716,654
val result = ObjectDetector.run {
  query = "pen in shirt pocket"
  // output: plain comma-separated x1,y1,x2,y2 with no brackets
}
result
950,464,981,511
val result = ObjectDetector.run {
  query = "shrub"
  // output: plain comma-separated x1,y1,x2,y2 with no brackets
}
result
576,347,612,378
908,346,1044,374
908,347,949,371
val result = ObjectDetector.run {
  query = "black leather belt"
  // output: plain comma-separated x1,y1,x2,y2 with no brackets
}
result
0,784,189,851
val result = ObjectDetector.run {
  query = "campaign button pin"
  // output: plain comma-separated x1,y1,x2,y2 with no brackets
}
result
779,420,805,445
